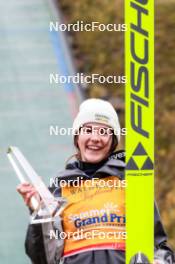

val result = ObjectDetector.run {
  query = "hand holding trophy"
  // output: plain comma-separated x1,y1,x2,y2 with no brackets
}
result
7,146,67,224
16,182,40,211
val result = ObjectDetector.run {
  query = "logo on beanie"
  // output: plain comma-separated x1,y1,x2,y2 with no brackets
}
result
94,113,110,124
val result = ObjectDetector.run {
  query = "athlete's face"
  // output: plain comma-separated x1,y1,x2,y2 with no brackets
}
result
77,122,113,163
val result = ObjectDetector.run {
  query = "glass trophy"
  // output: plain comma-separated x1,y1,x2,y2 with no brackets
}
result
7,146,67,224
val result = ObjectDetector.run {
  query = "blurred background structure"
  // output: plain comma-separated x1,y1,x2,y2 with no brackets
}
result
0,0,174,263
0,1,82,263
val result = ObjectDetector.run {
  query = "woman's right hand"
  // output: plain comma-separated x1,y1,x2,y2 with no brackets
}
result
16,182,40,210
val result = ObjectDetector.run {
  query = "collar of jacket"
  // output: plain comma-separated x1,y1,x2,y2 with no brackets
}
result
56,150,126,181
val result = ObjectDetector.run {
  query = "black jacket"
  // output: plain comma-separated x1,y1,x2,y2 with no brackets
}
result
25,151,174,264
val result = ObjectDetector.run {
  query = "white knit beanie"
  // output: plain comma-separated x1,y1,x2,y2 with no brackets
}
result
72,98,121,143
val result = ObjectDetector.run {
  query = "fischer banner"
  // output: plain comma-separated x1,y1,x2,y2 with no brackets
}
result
125,0,154,263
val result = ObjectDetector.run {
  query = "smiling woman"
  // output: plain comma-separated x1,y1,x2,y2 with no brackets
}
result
76,123,113,163
72,99,120,164
17,99,174,264
72,99,120,163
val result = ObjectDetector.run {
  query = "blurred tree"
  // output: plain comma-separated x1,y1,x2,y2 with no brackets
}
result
58,0,124,99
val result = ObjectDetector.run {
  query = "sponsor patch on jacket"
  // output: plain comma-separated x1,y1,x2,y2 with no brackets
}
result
61,176,126,257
